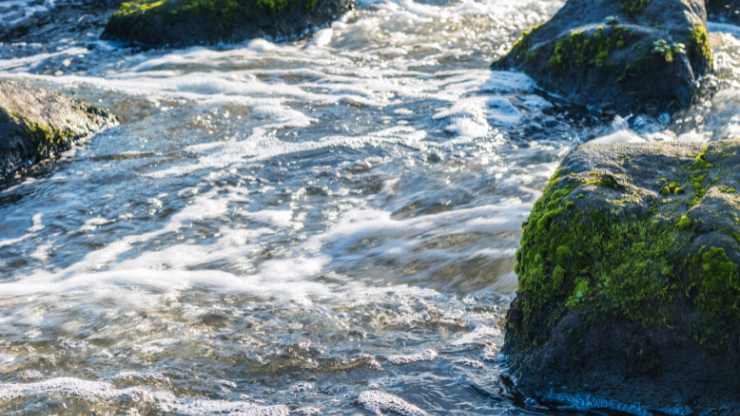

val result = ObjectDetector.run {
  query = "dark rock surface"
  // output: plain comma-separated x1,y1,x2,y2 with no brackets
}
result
0,0,122,43
102,0,355,48
707,0,740,24
0,80,116,183
504,138,740,414
492,0,714,115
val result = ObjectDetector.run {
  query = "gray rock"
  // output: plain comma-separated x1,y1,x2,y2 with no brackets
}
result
0,80,116,183
492,0,713,115
505,138,740,413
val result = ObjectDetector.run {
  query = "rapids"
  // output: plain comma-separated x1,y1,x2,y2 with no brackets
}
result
0,0,738,414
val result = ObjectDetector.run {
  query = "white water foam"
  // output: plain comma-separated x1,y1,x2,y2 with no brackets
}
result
0,377,290,416
357,390,429,416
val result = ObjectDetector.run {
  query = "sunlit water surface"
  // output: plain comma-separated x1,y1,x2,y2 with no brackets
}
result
0,0,738,414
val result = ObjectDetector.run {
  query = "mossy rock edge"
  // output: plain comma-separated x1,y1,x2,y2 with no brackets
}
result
492,0,713,115
504,138,740,413
0,80,116,184
102,0,355,48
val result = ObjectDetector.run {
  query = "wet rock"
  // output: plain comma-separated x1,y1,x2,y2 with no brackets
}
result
492,0,714,115
707,0,740,24
504,138,740,413
0,0,122,43
102,0,355,48
0,80,116,183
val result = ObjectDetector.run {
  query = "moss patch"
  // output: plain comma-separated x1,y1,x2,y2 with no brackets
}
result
620,0,651,16
694,247,740,320
512,143,739,349
548,27,629,70
689,144,714,206
660,180,684,195
515,179,688,345
114,0,311,20
115,0,166,16
508,24,543,62
690,25,713,66
585,171,623,190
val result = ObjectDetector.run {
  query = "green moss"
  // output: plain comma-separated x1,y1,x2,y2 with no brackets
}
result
719,185,737,194
677,214,692,230
690,25,713,66
508,24,543,62
620,0,651,16
513,173,692,345
585,172,623,190
513,148,739,348
256,0,289,13
689,145,714,206
3,111,78,163
114,0,306,19
305,0,318,11
566,278,591,308
660,180,684,195
694,247,740,324
548,27,629,71
115,0,166,16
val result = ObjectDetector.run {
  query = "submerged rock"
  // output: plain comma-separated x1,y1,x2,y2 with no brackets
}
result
0,80,115,183
505,138,740,413
102,0,355,48
707,0,740,24
0,0,122,43
492,0,713,114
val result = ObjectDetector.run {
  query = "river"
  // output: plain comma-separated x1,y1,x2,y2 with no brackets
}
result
0,0,738,414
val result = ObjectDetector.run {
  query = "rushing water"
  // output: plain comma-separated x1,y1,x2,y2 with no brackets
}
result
0,0,738,414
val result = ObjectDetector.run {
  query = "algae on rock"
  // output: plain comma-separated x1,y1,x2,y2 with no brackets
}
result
504,138,740,413
492,0,713,114
0,80,115,183
103,0,355,47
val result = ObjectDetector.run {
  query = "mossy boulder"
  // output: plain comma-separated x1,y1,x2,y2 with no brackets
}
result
102,0,355,48
505,139,740,413
707,0,740,24
0,80,115,183
492,0,713,115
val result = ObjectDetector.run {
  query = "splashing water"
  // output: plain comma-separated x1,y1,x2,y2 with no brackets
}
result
0,0,738,414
